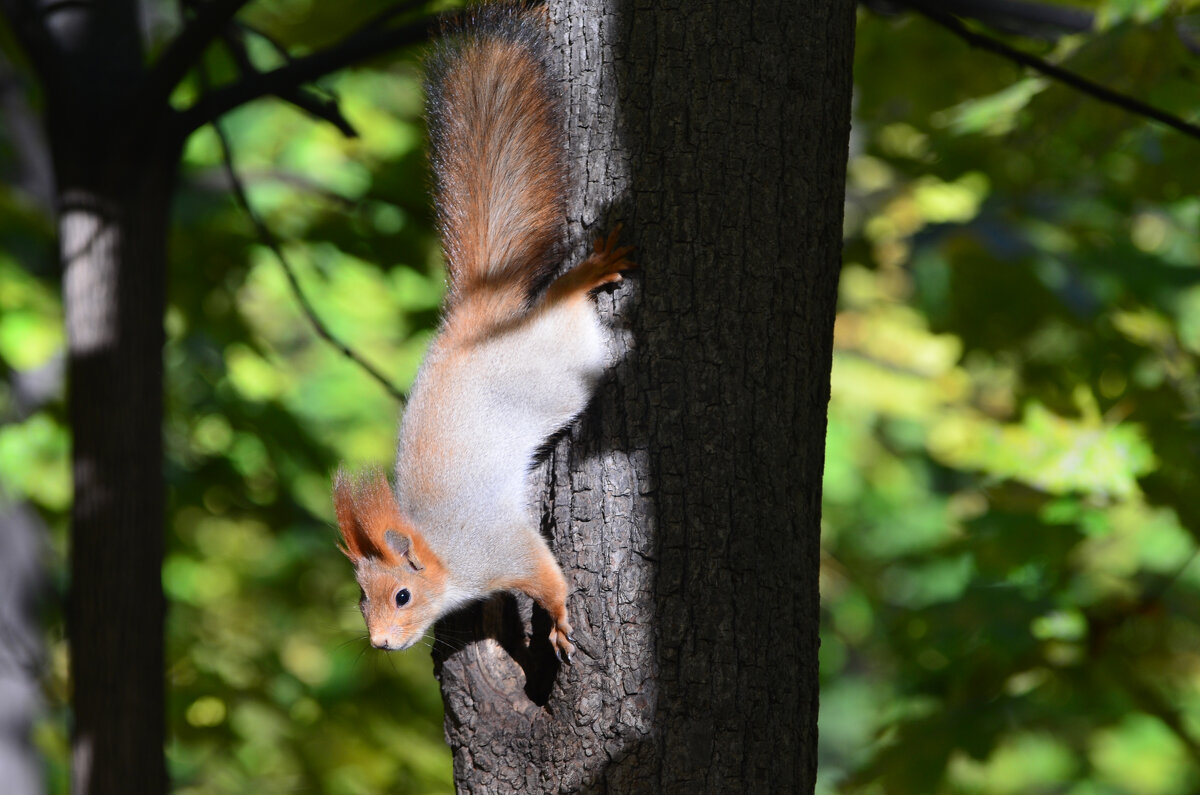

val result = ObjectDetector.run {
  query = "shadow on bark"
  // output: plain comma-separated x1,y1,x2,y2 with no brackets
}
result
435,593,563,708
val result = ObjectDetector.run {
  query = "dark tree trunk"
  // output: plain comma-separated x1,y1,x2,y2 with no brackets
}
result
435,0,855,792
60,146,178,794
39,2,179,791
0,1,179,790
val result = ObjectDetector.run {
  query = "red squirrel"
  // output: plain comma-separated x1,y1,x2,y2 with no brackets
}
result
333,4,633,664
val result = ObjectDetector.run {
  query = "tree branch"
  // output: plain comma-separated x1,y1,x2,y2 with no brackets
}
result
879,0,1200,54
936,0,1092,38
220,27,358,137
865,0,1093,40
272,86,359,137
177,10,437,134
905,0,1200,145
210,118,406,403
140,0,251,113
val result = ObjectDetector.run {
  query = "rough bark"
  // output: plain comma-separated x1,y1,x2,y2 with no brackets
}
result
434,1,856,792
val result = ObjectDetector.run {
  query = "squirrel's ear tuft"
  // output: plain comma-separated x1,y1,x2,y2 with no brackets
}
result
333,466,363,559
333,466,352,513
334,465,418,564
333,465,388,561
385,529,425,571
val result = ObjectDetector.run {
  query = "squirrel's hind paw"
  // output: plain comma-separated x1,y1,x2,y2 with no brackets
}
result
585,226,637,289
548,227,636,301
548,616,576,664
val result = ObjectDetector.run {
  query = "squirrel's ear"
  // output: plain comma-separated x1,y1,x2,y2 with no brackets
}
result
385,529,425,572
333,466,369,560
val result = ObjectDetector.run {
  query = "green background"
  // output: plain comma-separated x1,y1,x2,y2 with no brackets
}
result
2,1,1199,792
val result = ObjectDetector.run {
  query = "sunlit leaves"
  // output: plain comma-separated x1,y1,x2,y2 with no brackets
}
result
1096,0,1173,30
0,256,61,368
0,413,69,510
821,6,1200,794
934,77,1047,137
156,48,454,790
928,400,1154,499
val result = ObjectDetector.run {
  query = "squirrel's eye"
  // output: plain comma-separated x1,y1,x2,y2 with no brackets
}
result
395,589,411,607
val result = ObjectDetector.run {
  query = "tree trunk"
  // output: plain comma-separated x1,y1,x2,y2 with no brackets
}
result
60,147,178,794
41,2,179,790
434,1,855,792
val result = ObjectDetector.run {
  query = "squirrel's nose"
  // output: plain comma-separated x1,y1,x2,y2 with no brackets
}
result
370,634,393,650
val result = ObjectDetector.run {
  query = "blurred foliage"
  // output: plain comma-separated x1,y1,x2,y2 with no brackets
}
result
164,50,454,795
820,3,1200,794
2,4,454,792
4,0,1200,793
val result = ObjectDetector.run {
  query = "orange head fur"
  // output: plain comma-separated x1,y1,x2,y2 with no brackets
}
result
333,467,447,651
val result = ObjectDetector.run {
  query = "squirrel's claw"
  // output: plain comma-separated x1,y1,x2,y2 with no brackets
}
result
548,616,576,664
585,228,637,289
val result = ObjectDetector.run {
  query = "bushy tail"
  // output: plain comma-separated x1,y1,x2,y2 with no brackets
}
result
426,4,565,307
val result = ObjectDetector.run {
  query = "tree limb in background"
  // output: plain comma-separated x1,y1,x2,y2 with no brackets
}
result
177,5,437,133
864,0,1093,40
887,0,1200,53
934,0,1092,39
221,25,358,138
158,1,427,398
905,0,1200,145
210,120,406,404
140,0,251,113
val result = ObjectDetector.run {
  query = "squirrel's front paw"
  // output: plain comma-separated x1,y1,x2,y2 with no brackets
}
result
547,612,576,664
583,225,636,290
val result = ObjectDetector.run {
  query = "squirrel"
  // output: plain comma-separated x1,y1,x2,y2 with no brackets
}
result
333,4,633,664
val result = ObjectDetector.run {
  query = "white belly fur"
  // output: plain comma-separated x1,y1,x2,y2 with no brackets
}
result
394,298,606,587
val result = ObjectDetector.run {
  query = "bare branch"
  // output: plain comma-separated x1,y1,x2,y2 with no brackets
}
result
177,10,437,133
140,0,251,112
876,0,1199,53
209,119,406,404
905,0,1200,145
865,0,1093,39
221,27,358,137
937,0,1092,38
273,86,358,137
